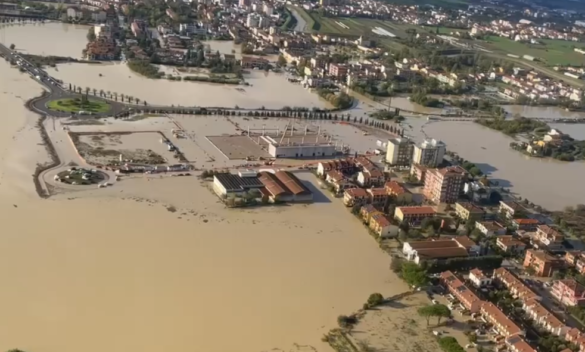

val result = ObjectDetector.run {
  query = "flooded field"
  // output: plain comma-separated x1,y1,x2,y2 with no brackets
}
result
0,21,90,58
420,120,585,210
0,60,398,352
48,63,327,109
504,105,585,120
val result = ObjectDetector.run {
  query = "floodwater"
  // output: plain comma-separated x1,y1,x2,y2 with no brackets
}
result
418,120,585,210
0,21,90,58
504,105,585,120
48,63,327,109
0,60,397,352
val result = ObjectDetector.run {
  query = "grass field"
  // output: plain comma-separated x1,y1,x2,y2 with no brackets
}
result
48,98,111,113
484,36,585,66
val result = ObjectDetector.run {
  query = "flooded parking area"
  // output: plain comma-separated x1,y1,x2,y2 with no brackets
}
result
206,135,271,160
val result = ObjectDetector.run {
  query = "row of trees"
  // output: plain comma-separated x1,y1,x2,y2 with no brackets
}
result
68,84,145,105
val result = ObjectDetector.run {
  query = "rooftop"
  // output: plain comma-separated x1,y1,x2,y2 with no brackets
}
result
258,171,291,197
368,187,388,197
477,221,505,231
396,206,436,215
214,173,263,191
506,335,536,352
274,171,311,196
481,301,523,336
345,188,368,198
513,218,540,225
385,181,409,195
456,202,485,213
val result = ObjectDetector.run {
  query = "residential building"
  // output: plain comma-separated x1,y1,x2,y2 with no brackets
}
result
326,170,345,185
403,237,477,264
241,56,269,69
506,336,536,352
385,181,413,204
357,167,385,187
522,298,568,336
394,206,435,225
343,188,368,207
367,188,389,207
493,268,539,302
480,302,524,337
329,63,348,79
533,225,564,250
499,201,525,219
440,271,482,312
511,218,540,231
410,164,427,182
317,159,355,176
423,166,467,204
551,279,585,307
85,37,117,60
497,236,527,253
476,221,506,237
413,139,446,167
370,214,393,238
469,268,492,287
565,328,585,352
360,204,383,224
455,202,485,221
385,137,414,166
523,249,563,277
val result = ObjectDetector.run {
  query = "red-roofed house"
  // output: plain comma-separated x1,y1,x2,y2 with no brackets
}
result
385,181,413,203
343,188,368,207
481,302,524,337
440,271,482,312
367,187,389,207
370,214,393,238
511,218,540,231
522,298,568,336
551,279,585,307
394,206,435,225
497,236,526,253
469,268,492,287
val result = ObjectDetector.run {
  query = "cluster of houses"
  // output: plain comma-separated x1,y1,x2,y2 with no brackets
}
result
501,69,583,102
440,266,585,352
472,19,581,43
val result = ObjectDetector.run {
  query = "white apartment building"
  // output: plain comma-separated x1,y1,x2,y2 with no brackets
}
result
413,139,446,167
385,137,413,166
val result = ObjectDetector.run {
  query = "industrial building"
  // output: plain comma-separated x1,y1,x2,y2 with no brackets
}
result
213,172,264,197
246,123,346,158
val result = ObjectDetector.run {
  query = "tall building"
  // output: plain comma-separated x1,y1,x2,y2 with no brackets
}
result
423,166,467,204
263,3,273,15
413,139,446,167
246,13,260,28
385,137,413,166
239,0,251,7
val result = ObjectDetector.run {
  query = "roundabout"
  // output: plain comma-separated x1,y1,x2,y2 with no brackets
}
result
47,96,111,114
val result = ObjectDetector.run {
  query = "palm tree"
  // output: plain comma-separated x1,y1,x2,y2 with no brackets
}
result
135,98,141,105
120,94,125,102
85,87,90,95
99,89,104,97
144,101,147,106
106,90,111,98
113,92,118,101
92,88,97,96
77,87,82,94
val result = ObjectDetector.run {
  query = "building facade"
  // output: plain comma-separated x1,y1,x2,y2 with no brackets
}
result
413,139,446,167
385,137,414,166
423,166,467,204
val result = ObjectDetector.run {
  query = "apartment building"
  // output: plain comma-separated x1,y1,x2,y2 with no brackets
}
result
551,279,585,307
497,236,526,253
412,139,446,167
357,167,385,187
370,213,393,238
476,221,506,237
533,225,564,250
343,188,369,207
506,336,537,352
523,249,564,277
499,201,525,219
480,302,524,337
317,159,356,176
423,166,467,204
565,251,585,275
511,218,540,231
329,63,349,79
522,298,568,336
385,181,413,203
410,164,428,182
385,137,414,166
469,268,492,287
440,271,482,312
394,206,435,225
367,188,389,207
455,202,485,221
493,268,539,302
360,204,383,224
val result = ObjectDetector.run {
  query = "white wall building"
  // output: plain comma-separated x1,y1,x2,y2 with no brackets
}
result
413,139,446,167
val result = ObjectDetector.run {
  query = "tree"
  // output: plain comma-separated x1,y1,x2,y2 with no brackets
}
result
433,304,451,325
418,305,435,326
401,262,428,288
9,43,15,50
367,293,385,308
390,258,403,273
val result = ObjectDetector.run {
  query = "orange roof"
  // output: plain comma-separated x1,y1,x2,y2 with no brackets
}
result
440,271,479,307
396,206,435,215
494,268,538,301
368,188,388,197
523,298,565,331
454,236,477,249
345,188,368,198
385,181,409,195
470,268,487,280
274,171,311,195
513,218,540,225
506,336,536,352
481,302,522,336
456,202,485,213
371,214,391,227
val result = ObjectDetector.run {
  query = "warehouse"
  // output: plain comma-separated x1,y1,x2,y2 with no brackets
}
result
274,171,313,202
212,172,264,197
258,171,293,202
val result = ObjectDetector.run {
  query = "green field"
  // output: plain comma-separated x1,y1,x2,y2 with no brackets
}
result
484,36,585,66
48,97,111,113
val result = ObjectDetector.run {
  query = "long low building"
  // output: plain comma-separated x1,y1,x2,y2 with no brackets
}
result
213,172,264,197
402,237,478,264
440,271,482,313
480,301,524,337
493,268,539,302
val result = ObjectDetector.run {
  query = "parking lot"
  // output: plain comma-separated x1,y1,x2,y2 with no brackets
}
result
206,135,272,160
